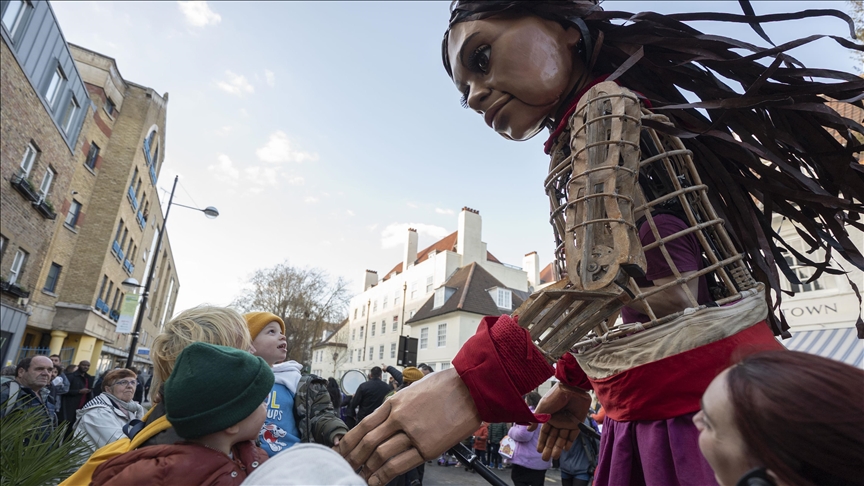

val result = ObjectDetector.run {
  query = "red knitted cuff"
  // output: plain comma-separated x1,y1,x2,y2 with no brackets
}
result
489,315,555,394
555,353,592,391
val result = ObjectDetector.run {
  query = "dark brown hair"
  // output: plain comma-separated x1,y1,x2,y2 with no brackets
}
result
442,1,864,337
727,350,864,486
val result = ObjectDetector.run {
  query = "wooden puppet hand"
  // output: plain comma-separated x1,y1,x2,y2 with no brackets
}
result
527,382,592,461
337,368,481,486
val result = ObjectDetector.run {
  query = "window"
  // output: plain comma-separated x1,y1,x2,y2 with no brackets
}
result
126,238,134,257
98,275,108,300
65,200,82,227
373,300,378,312
426,276,433,293
1,0,30,40
43,263,61,292
379,345,384,360
353,308,358,320
359,326,364,338
492,288,512,309
440,362,451,370
19,142,38,177
111,288,120,311
371,323,376,337
120,228,128,247
420,327,428,350
349,352,353,363
104,98,115,117
410,281,417,299
85,142,100,169
369,347,374,361
394,291,401,307
114,220,124,243
352,329,356,341
8,249,28,284
38,167,55,198
44,66,66,108
382,295,388,309
0,235,7,261
409,309,415,319
390,342,396,358
392,316,398,332
781,239,835,292
437,323,447,347
381,322,386,335
361,305,365,317
62,96,79,133
357,349,362,362
433,287,445,309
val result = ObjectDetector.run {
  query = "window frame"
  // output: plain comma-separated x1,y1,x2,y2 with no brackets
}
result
61,95,80,133
65,199,82,227
85,142,100,169
43,262,61,293
9,249,28,285
19,142,38,177
38,167,55,198
390,342,396,359
437,323,447,347
104,97,115,117
419,327,428,350
44,65,66,109
1,0,30,41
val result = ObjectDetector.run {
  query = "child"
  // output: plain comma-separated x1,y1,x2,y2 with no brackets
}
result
245,312,347,455
90,343,273,485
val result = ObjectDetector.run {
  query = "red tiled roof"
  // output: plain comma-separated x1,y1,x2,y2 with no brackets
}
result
381,231,501,281
539,262,556,284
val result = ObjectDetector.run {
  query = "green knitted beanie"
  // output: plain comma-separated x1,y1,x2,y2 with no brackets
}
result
165,342,274,439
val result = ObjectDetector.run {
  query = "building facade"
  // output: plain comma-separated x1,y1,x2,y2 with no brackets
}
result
310,320,349,379
0,1,180,371
338,207,538,377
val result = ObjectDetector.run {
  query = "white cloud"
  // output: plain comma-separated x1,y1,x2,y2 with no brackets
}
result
304,196,319,204
239,108,250,118
284,175,305,185
216,125,233,136
256,131,319,163
381,223,448,249
177,1,221,27
435,208,454,215
407,202,418,209
346,210,355,216
367,224,379,232
264,69,276,87
243,166,279,186
217,71,254,96
208,154,239,183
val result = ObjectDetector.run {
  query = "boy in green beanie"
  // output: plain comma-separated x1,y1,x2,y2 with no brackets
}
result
90,343,273,486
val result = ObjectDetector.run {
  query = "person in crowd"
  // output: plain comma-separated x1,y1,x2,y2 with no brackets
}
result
487,422,507,470
89,343,272,486
73,368,146,454
589,404,605,433
342,393,357,429
350,366,391,424
243,443,366,486
245,312,347,455
417,363,434,376
65,364,77,374
92,368,109,397
144,374,152,403
473,422,489,466
695,350,864,486
1,365,16,378
61,360,93,435
60,305,256,486
327,377,343,416
131,368,144,403
43,363,61,418
49,354,70,399
0,356,56,439
559,416,600,486
509,392,551,486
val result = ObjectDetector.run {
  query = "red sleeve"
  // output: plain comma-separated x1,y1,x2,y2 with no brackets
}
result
452,315,555,424
554,352,593,391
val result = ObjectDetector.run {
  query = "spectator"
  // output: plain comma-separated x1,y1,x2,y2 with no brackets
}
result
244,312,347,455
473,422,488,466
90,343,272,486
0,356,56,439
508,392,551,486
487,422,508,470
350,366,391,424
559,417,599,486
44,364,61,418
326,377,342,414
50,355,70,417
144,374,152,403
417,363,434,376
1,365,16,378
73,368,145,454
61,360,93,435
695,350,864,486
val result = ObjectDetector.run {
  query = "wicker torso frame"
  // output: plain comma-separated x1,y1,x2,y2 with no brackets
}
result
514,82,759,362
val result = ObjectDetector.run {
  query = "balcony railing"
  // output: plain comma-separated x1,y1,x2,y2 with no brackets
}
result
10,172,39,203
149,164,157,185
111,240,121,257
117,247,125,261
136,211,146,229
127,185,139,211
34,196,57,220
123,259,135,275
95,298,110,314
109,310,120,322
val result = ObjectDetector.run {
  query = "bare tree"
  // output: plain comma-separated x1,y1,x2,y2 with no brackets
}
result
232,262,351,366
851,0,864,71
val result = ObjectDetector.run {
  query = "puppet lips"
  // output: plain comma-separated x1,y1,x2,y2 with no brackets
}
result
484,96,512,130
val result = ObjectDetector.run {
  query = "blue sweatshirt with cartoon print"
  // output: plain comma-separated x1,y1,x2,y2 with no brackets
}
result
259,361,302,456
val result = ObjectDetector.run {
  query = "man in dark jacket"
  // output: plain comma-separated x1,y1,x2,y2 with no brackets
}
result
349,366,391,424
0,356,56,441
60,360,93,435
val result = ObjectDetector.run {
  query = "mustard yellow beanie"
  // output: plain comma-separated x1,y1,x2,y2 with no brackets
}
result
244,312,286,339
402,367,424,385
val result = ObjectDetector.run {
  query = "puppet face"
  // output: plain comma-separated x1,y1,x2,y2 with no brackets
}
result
446,16,585,141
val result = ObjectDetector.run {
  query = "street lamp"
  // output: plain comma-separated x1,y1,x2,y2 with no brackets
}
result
121,175,217,369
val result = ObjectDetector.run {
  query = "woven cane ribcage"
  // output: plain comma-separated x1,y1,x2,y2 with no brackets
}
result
517,82,757,361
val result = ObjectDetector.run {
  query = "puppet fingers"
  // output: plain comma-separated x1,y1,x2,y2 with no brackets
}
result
340,400,394,469
366,432,413,473
539,426,561,461
366,448,425,486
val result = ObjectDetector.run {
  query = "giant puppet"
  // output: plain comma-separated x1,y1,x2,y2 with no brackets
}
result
338,2,864,485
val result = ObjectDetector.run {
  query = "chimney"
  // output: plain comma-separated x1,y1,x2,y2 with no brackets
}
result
457,207,483,265
364,269,378,291
404,228,418,270
523,251,540,291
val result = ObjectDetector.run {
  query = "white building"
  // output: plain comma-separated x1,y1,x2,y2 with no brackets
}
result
339,207,539,377
310,319,349,378
773,214,864,368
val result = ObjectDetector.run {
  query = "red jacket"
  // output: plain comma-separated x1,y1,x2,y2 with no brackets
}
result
472,423,488,451
90,440,269,486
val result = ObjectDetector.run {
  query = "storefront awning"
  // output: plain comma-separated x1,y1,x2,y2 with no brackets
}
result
781,327,863,369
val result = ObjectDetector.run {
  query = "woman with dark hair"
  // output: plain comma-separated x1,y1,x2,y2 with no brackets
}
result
695,350,864,486
337,3,864,485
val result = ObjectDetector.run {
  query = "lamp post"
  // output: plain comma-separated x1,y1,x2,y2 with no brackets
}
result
122,175,218,369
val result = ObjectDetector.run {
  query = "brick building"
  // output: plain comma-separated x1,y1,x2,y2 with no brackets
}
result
1,1,180,371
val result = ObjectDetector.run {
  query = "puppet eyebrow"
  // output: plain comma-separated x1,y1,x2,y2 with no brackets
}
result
700,399,713,424
459,32,480,68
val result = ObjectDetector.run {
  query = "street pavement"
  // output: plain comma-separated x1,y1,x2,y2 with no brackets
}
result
422,461,564,486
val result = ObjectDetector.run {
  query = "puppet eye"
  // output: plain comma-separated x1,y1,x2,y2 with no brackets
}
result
469,45,491,73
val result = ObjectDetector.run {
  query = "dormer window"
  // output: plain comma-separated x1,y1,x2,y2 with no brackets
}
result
489,287,512,310
433,286,456,309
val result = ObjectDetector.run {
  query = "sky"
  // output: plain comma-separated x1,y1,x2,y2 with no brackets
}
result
48,1,861,316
